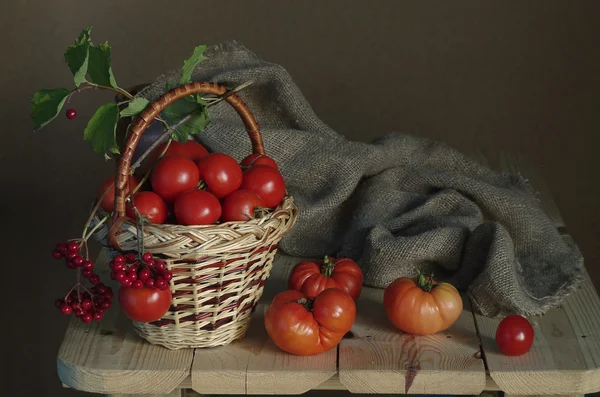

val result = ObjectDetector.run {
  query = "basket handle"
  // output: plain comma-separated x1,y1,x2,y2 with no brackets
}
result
108,81,264,249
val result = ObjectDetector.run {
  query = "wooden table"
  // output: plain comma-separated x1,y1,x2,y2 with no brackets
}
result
56,152,600,397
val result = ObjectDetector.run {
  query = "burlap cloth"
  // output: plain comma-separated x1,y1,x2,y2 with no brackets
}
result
136,42,585,318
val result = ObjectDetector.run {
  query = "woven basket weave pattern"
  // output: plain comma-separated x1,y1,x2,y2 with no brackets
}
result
94,81,297,350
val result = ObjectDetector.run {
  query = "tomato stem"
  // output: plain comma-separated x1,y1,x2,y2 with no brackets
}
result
416,269,435,292
297,297,314,311
321,256,335,277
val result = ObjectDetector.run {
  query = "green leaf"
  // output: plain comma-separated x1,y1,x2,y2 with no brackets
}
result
84,103,121,155
88,42,118,88
30,88,71,130
161,96,210,143
64,27,93,87
179,45,207,85
120,97,149,117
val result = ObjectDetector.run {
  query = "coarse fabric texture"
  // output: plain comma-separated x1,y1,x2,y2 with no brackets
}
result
136,41,585,318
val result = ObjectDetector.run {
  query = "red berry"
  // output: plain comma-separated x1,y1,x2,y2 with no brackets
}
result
82,260,94,271
81,299,93,311
53,249,64,260
66,261,77,270
74,308,84,317
163,272,173,282
71,301,81,310
56,242,67,253
145,278,155,289
138,268,151,281
133,280,144,289
67,242,79,253
55,298,64,308
145,259,155,268
142,252,153,263
155,261,166,272
95,285,107,295
89,275,101,285
66,296,73,304
115,272,126,283
82,269,93,278
66,108,77,119
82,313,93,323
114,254,125,263
93,312,103,321
122,278,132,287
155,278,167,290
104,290,114,300
127,270,138,281
61,304,72,315
71,255,84,267
125,253,137,264
101,301,112,310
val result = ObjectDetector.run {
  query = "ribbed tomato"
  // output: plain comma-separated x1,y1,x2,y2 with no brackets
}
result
288,256,363,300
264,288,356,356
384,272,463,335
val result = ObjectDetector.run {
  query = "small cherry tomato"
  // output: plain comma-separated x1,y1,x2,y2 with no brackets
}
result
495,315,534,356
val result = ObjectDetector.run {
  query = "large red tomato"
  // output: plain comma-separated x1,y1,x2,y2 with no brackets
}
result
126,191,169,224
196,153,243,198
150,156,200,202
384,272,463,335
221,189,266,222
173,189,222,225
240,165,286,208
495,315,534,356
240,153,279,170
264,288,356,356
288,256,363,301
98,175,141,213
140,140,209,175
118,286,172,323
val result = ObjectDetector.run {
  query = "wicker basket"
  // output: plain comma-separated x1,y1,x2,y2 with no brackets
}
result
93,81,298,350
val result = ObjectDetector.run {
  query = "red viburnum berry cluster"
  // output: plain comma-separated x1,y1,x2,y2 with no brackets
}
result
109,252,172,290
52,241,113,323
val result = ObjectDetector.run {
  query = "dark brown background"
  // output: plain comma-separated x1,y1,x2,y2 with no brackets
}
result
2,1,599,396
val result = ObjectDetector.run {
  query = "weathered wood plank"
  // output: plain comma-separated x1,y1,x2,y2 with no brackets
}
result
57,249,194,395
108,390,182,397
190,254,337,395
338,289,486,394
499,151,565,228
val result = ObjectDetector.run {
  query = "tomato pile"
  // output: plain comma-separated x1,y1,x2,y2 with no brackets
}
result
98,140,286,226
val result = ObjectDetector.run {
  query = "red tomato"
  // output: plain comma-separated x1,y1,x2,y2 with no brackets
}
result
141,140,209,174
240,165,286,208
150,156,200,202
98,175,141,213
126,191,169,224
264,288,356,356
196,153,243,199
495,315,534,356
173,189,221,225
240,153,279,170
118,286,172,323
384,272,463,335
288,256,363,301
221,189,266,222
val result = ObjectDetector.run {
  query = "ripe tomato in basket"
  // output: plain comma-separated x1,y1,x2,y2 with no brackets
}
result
118,286,171,323
240,153,279,170
98,175,141,213
174,189,222,225
265,288,356,356
139,140,209,175
150,156,200,202
126,191,169,224
241,165,286,208
288,256,363,301
221,189,266,222
196,153,243,199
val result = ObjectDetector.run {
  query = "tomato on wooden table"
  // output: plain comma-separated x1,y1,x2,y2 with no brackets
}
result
118,286,172,323
264,288,356,356
288,256,363,300
495,314,534,356
384,271,463,335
